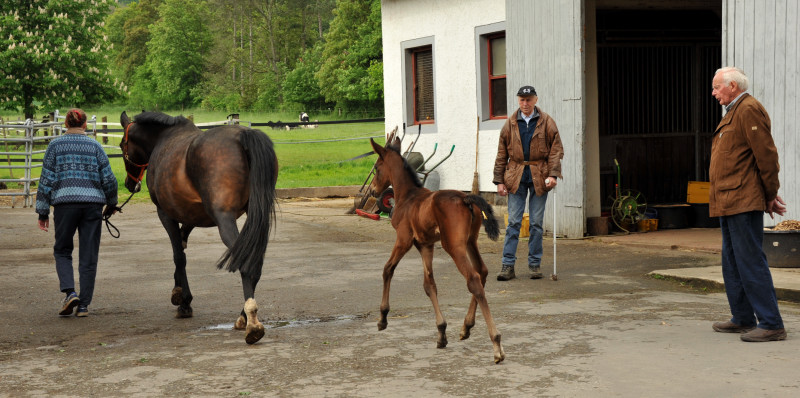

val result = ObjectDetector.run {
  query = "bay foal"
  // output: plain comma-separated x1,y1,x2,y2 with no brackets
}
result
370,136,505,363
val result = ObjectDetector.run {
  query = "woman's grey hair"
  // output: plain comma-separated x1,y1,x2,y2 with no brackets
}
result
715,67,749,91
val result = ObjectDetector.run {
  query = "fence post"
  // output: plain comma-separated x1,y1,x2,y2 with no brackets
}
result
102,116,108,144
24,119,33,208
1,117,11,181
89,115,97,137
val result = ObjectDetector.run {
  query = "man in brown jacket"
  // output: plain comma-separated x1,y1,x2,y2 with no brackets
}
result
709,67,787,342
493,85,564,281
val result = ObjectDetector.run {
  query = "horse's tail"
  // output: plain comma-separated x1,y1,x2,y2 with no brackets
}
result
215,128,278,278
464,194,499,241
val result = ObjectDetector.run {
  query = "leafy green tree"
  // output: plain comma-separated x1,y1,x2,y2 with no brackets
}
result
282,44,327,111
197,0,336,112
106,0,162,89
316,0,382,111
130,0,212,109
0,0,118,119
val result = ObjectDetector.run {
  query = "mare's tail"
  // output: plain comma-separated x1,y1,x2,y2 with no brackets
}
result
464,194,500,241
216,128,278,278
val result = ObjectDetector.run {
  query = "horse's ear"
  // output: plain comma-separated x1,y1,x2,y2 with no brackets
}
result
387,136,402,152
120,111,130,128
370,138,385,158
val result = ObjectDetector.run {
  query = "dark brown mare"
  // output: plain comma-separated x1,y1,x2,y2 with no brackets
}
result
119,111,278,344
369,136,505,363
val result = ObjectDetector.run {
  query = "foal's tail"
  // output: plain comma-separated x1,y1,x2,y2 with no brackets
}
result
216,128,278,278
464,194,500,241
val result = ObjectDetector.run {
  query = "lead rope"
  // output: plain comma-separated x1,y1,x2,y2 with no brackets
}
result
103,191,137,238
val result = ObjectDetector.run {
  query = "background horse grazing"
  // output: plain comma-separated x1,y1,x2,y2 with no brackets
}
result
369,136,505,363
120,111,278,344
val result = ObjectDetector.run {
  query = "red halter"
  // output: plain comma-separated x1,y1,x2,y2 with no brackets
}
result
121,122,149,184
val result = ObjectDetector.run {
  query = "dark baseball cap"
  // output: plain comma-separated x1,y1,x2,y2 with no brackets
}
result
517,85,537,97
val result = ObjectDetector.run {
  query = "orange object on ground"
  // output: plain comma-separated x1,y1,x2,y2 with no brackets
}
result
355,209,380,220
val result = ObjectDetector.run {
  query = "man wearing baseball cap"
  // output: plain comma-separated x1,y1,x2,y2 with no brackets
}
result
493,85,564,281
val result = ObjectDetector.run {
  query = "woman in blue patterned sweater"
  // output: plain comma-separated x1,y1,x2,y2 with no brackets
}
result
36,109,118,317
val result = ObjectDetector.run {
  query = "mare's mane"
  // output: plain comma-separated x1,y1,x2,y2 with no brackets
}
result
385,145,423,188
134,111,192,128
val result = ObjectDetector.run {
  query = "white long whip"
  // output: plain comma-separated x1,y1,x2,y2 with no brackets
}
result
552,185,558,281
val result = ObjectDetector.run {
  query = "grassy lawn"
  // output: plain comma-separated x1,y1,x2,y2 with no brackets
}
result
1,108,385,202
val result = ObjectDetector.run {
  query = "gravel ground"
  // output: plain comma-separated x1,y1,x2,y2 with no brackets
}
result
1,198,799,397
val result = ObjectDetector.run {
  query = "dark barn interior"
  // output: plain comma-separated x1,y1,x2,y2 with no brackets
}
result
596,8,722,210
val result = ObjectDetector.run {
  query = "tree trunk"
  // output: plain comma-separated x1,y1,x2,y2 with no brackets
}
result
317,0,324,39
232,16,237,81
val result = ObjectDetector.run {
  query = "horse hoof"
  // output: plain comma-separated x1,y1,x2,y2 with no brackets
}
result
460,330,470,340
377,320,387,331
493,336,505,363
171,287,183,306
234,315,247,330
175,306,193,318
436,339,448,349
245,325,265,344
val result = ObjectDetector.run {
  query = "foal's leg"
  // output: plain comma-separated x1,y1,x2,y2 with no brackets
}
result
443,241,505,364
377,237,413,331
418,243,448,348
460,239,488,341
156,209,193,318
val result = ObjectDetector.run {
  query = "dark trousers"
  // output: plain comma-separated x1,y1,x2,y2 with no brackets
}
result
720,211,784,330
53,203,103,307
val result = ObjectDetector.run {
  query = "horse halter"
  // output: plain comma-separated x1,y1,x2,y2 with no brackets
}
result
121,122,149,191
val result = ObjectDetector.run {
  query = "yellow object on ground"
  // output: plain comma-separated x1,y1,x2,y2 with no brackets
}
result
504,213,530,238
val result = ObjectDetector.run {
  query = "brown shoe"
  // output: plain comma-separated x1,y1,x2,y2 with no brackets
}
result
741,328,787,342
712,320,756,333
529,265,543,280
497,265,515,281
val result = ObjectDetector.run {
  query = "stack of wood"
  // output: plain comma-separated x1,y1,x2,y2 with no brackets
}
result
772,220,800,231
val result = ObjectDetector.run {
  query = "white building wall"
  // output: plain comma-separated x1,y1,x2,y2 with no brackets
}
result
381,0,506,193
722,0,799,225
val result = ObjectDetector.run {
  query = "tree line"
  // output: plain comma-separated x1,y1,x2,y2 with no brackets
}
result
0,0,383,119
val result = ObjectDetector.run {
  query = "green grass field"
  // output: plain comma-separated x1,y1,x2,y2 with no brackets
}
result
1,108,385,202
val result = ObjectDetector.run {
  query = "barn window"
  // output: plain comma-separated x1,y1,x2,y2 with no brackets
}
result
475,22,507,128
487,33,507,119
411,46,435,124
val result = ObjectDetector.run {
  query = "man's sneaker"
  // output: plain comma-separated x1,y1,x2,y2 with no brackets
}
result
76,305,88,317
529,265,543,279
741,327,787,342
497,265,515,281
59,292,79,316
712,320,756,333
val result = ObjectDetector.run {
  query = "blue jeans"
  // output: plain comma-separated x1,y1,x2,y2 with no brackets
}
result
502,183,548,268
720,211,783,330
54,203,103,307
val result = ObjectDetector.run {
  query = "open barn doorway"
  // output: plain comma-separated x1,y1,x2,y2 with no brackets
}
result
596,5,722,211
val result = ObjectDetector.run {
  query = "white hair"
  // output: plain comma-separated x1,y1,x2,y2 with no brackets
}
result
715,67,749,91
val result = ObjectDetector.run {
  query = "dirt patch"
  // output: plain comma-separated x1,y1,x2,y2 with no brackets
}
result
0,188,28,208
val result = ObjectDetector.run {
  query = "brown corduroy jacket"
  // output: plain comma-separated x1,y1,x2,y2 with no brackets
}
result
492,107,564,196
709,93,780,217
